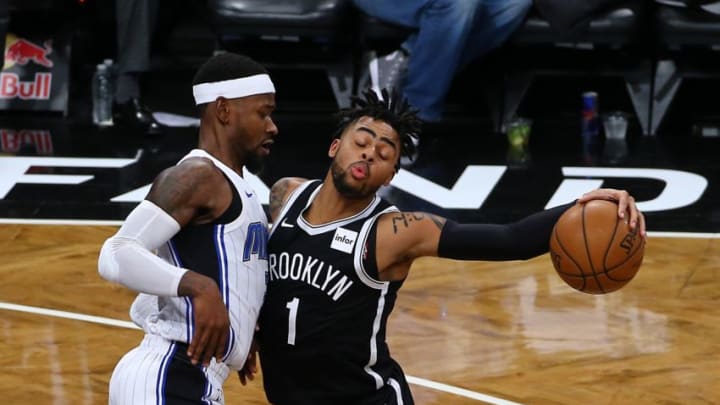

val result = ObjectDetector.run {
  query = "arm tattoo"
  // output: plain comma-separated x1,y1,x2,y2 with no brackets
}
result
148,167,198,213
429,214,445,230
391,213,409,234
390,212,441,234
146,158,226,225
269,179,290,221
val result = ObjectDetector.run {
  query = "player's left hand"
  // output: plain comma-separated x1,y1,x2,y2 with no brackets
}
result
577,188,646,238
238,326,260,386
182,272,230,367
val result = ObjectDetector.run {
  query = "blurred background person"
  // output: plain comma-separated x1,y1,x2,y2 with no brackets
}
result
113,0,162,134
354,0,533,125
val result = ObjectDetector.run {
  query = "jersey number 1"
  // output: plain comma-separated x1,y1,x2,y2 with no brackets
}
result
286,297,299,345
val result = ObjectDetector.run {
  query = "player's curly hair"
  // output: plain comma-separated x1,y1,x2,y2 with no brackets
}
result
333,88,422,170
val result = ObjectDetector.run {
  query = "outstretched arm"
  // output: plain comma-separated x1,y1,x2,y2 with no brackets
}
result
437,201,574,261
375,188,645,281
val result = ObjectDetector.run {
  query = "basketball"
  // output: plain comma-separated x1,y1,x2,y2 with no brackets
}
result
549,200,645,294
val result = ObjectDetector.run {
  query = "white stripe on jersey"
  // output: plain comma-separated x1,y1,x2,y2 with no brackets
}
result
351,206,399,389
297,183,382,236
388,378,404,405
214,225,229,310
156,342,176,404
166,241,194,343
222,328,236,363
184,297,193,343
212,224,239,362
353,206,398,288
362,285,388,389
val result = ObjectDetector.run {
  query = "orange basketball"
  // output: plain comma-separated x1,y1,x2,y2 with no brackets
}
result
549,200,644,294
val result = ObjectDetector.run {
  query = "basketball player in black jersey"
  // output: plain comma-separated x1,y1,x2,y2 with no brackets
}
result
98,52,277,404
254,89,646,405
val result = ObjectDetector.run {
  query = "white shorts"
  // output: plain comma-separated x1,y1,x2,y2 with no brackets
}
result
109,334,230,405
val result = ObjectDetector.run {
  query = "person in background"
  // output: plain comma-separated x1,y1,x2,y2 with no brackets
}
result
113,0,162,134
354,0,533,124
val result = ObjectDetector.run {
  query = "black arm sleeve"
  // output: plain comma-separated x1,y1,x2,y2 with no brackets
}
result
437,201,576,261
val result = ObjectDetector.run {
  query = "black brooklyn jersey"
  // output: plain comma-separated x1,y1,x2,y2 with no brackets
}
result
259,181,414,405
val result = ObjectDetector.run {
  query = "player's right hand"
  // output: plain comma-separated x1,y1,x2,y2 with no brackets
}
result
578,188,646,238
179,272,229,366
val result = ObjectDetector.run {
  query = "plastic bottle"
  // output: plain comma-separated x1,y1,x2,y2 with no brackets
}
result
92,63,113,127
103,58,115,86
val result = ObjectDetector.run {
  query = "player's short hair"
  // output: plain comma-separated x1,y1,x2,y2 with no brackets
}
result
333,88,422,170
192,52,270,113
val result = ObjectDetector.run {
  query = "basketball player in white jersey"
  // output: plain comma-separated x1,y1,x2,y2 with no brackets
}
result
257,88,646,404
98,52,277,404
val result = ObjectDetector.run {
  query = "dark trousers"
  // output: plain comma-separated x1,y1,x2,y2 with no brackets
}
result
115,0,159,101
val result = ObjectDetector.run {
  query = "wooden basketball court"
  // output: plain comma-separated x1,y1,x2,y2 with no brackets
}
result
1,223,717,404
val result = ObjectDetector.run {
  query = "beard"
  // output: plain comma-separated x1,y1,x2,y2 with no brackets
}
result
330,160,368,199
244,152,265,175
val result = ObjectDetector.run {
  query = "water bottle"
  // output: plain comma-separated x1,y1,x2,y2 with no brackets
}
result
92,63,113,127
103,58,116,90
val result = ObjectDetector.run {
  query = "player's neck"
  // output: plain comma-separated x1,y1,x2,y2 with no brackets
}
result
304,181,375,224
197,131,243,176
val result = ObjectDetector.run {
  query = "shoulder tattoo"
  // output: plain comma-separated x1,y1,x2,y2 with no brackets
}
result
390,212,445,234
269,179,291,220
148,159,219,213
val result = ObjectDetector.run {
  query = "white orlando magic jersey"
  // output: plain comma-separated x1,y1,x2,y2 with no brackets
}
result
129,149,268,370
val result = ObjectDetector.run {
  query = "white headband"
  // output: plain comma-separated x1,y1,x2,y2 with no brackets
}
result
192,74,275,105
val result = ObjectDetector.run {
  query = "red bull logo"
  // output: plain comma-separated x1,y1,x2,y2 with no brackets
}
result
0,129,53,155
4,38,54,68
0,34,63,109
0,72,52,100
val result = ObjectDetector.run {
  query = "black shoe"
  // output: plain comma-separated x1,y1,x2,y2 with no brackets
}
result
400,133,421,168
113,98,162,135
368,49,409,95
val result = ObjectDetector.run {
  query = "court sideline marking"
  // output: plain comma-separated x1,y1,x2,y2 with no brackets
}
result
0,301,523,405
0,219,718,239
2,221,716,402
